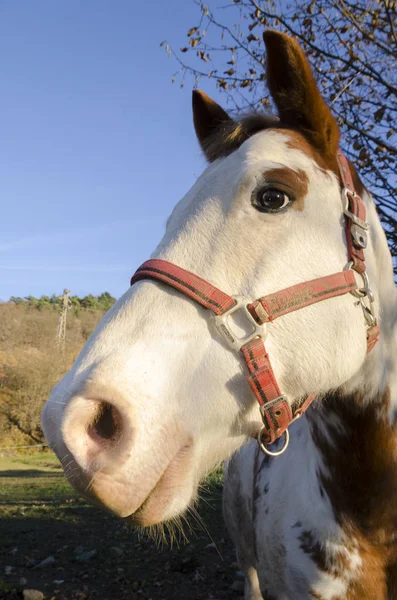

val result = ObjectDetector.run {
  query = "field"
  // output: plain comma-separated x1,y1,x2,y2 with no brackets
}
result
0,452,242,600
0,302,106,449
0,303,242,599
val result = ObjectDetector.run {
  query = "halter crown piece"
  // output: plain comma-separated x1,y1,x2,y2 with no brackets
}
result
130,151,380,457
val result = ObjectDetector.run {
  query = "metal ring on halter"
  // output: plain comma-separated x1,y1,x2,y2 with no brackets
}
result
257,428,289,457
343,261,373,300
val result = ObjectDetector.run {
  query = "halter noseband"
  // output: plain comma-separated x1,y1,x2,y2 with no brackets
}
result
130,152,380,457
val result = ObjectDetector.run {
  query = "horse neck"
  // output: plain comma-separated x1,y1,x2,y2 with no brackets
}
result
307,208,397,539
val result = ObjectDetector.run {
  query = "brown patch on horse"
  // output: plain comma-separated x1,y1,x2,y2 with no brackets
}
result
263,166,308,211
284,130,365,197
263,31,340,164
386,559,397,600
194,109,366,199
193,30,366,195
299,527,367,598
344,528,388,600
304,527,387,599
283,130,337,175
309,389,397,599
311,388,397,531
299,530,328,572
264,31,366,196
192,97,330,172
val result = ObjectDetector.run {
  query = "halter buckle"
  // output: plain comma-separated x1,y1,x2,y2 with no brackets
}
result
213,296,267,352
342,188,369,231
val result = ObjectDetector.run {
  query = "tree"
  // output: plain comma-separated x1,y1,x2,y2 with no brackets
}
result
9,293,115,312
97,292,116,312
165,0,397,272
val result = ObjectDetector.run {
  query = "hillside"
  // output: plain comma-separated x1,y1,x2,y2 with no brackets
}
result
0,296,114,447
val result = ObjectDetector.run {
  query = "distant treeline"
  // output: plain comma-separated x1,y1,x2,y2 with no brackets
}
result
9,292,116,312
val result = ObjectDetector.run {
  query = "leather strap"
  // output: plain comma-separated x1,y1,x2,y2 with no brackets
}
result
367,323,381,353
336,152,379,349
131,259,236,315
241,338,290,443
337,151,367,274
130,259,362,446
129,152,379,449
247,271,357,324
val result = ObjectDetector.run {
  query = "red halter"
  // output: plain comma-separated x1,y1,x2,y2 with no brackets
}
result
130,152,380,456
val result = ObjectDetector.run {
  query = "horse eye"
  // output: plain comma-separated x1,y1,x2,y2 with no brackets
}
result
255,188,291,213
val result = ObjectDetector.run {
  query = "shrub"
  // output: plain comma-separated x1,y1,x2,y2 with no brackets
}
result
0,301,110,447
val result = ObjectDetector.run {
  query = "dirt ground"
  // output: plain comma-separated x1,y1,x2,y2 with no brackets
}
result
0,453,243,600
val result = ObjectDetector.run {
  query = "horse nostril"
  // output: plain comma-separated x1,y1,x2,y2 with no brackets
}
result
89,402,122,443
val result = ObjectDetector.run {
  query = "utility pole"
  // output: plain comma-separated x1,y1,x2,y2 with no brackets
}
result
56,288,71,352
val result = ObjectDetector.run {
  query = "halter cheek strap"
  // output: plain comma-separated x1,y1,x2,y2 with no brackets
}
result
130,152,380,456
337,151,368,274
131,261,359,454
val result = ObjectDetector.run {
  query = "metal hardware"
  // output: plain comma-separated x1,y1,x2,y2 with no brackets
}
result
259,396,287,420
344,262,377,327
258,428,289,456
342,189,369,230
290,411,303,425
213,297,267,352
344,262,374,300
360,298,377,327
351,224,368,249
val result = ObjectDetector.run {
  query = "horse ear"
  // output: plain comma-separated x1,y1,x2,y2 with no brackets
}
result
263,31,340,157
192,90,233,160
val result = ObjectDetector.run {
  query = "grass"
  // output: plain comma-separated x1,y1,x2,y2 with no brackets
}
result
0,453,235,600
0,452,75,505
0,453,224,511
0,453,91,538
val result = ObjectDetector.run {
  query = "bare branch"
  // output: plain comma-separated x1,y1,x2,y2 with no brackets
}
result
169,0,397,273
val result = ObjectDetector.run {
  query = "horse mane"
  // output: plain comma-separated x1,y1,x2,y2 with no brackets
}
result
201,113,279,163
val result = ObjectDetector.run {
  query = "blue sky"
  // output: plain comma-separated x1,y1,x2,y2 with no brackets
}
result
0,1,224,300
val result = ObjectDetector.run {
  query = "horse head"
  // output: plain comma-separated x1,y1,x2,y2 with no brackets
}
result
42,31,390,527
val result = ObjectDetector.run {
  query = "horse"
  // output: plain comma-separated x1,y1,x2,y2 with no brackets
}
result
41,30,397,599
